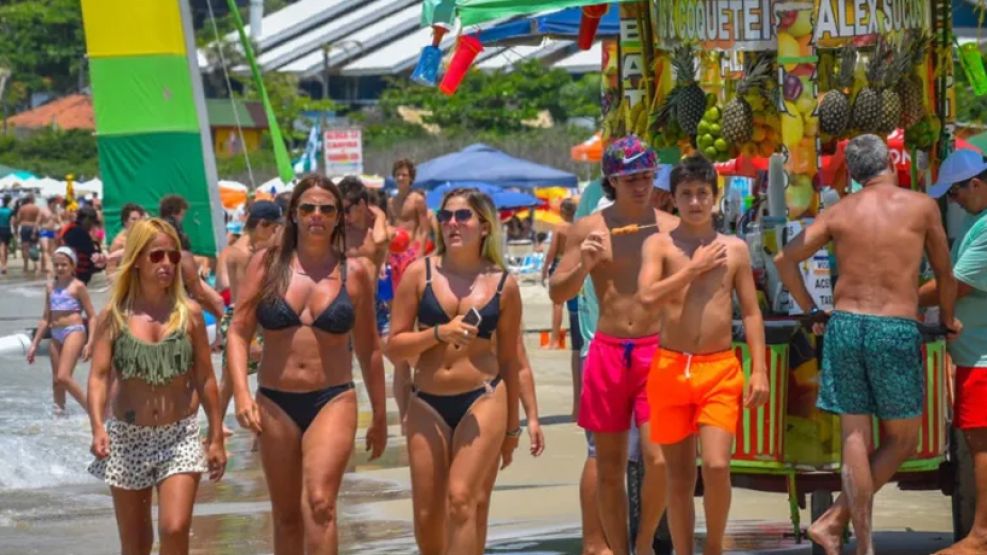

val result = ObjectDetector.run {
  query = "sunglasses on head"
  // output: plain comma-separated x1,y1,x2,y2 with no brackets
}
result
436,208,474,224
257,219,280,228
148,249,181,264
297,203,338,217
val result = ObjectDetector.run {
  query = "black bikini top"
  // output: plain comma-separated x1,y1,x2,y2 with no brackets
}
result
256,261,355,334
417,258,508,340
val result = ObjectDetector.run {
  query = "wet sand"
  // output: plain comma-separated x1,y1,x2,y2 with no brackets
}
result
0,274,958,554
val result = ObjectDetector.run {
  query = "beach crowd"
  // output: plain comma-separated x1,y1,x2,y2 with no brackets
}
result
11,133,987,555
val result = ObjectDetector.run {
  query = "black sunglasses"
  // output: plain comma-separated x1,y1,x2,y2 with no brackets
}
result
297,203,338,217
148,249,181,264
948,180,973,198
436,208,474,224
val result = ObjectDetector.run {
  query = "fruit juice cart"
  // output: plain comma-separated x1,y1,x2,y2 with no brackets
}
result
599,0,971,551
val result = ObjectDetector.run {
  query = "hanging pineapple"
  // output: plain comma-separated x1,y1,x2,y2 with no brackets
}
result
898,31,930,129
875,38,907,135
818,47,856,136
851,39,891,134
668,44,707,136
721,53,775,144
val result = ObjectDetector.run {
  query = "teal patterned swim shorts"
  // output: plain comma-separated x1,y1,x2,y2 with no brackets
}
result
819,311,924,420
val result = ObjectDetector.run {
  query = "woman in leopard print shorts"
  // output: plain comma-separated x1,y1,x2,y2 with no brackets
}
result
86,218,226,554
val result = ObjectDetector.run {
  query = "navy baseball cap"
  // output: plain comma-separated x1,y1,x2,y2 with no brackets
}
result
248,200,282,222
929,149,987,199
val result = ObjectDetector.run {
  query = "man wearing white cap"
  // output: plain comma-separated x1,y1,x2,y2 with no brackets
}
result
920,148,987,555
775,134,960,555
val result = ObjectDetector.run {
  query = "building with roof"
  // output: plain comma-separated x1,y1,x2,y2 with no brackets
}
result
207,98,269,158
4,94,268,157
4,94,95,137
203,0,607,106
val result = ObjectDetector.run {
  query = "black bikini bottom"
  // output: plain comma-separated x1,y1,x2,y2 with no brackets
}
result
258,382,355,433
414,376,502,430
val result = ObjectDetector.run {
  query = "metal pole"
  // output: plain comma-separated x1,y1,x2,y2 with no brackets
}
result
0,68,10,136
249,0,263,42
321,46,329,175
322,46,330,101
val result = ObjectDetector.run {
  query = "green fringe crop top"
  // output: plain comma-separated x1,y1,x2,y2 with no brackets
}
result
112,328,193,386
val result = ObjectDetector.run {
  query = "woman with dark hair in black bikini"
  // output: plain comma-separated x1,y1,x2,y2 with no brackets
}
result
227,174,387,554
386,188,522,555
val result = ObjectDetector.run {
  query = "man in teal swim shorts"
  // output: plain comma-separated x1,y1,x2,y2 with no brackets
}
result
775,134,960,555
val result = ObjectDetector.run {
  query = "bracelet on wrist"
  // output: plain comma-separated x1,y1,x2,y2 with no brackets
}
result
433,325,443,343
506,426,522,438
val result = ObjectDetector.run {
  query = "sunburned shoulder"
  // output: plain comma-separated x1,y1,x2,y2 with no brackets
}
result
571,212,605,237
186,300,204,320
656,210,680,231
402,257,428,280
718,234,748,249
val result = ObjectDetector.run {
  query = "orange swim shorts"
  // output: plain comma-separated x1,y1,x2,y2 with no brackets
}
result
647,348,744,445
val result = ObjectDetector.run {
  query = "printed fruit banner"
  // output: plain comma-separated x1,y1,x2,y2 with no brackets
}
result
777,1,819,219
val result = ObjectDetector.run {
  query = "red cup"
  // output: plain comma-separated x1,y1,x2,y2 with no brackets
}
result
439,34,484,96
578,4,608,50
389,227,410,254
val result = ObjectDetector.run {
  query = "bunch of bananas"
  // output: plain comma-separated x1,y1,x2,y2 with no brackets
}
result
602,98,651,141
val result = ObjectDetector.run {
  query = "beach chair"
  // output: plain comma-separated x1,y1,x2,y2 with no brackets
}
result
509,251,544,282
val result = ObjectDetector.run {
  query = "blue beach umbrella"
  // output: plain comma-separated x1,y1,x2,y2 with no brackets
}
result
426,182,539,210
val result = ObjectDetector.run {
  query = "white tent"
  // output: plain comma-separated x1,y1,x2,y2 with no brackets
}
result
75,177,104,197
23,177,67,198
0,175,24,190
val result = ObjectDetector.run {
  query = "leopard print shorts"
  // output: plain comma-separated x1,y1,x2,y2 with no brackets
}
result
88,415,207,490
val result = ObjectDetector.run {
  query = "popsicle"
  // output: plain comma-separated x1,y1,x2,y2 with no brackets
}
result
610,223,658,236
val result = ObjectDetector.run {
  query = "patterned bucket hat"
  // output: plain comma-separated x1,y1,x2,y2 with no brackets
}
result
602,135,658,177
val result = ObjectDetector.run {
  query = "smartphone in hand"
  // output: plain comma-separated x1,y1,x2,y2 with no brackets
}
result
462,307,483,328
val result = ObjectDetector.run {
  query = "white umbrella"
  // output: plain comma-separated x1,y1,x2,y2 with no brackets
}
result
218,179,248,192
258,176,292,195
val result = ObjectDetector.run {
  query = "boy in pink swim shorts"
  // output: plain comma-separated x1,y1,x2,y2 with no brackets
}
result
549,135,680,555
579,333,658,432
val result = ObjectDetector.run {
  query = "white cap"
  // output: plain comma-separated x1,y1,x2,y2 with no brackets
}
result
53,246,76,265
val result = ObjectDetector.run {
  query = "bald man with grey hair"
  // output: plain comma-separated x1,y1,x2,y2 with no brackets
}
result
774,134,960,555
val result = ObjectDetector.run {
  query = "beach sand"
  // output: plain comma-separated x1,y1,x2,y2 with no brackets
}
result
0,274,957,554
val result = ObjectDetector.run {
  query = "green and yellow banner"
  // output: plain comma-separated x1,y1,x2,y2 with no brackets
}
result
81,0,223,255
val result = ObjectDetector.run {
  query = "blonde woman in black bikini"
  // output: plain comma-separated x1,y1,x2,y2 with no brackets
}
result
228,174,387,554
386,188,522,555
87,218,226,555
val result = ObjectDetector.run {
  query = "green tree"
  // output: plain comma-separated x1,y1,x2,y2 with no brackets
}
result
0,0,86,104
0,129,99,178
376,59,602,136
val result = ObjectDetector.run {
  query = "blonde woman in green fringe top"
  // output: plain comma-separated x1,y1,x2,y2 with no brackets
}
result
86,217,226,555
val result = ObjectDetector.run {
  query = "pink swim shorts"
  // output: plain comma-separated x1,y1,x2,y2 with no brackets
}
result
578,331,659,433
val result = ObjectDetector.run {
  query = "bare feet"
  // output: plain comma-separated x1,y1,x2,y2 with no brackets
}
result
935,528,987,555
808,517,844,555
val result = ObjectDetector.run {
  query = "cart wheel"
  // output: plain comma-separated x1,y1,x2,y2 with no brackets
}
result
951,426,976,541
810,490,834,555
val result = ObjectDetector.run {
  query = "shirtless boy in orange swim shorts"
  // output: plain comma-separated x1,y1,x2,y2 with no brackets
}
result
637,155,769,555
